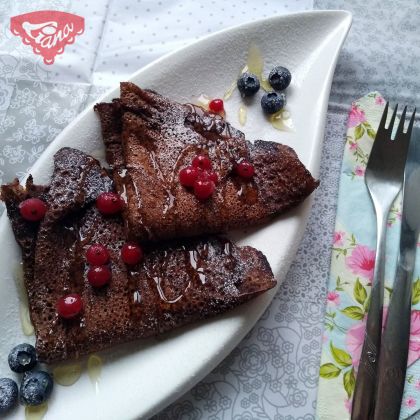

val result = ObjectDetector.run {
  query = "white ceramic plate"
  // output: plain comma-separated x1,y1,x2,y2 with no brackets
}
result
0,10,351,420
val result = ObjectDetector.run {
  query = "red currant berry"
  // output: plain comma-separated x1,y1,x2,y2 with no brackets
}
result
179,165,198,187
194,177,215,201
86,244,110,265
121,243,143,265
56,294,83,319
19,198,47,222
96,192,124,215
208,98,224,113
87,266,111,287
235,160,255,179
207,171,219,184
192,155,212,170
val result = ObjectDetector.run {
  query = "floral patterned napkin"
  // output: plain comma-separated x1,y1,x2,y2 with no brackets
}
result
316,92,420,419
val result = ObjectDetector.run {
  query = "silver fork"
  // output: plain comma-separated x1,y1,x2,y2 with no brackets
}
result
351,104,412,420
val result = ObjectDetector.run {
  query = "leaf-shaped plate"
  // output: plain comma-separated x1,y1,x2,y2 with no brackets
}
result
0,10,351,419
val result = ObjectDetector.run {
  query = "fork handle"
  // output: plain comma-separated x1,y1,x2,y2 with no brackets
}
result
352,210,389,420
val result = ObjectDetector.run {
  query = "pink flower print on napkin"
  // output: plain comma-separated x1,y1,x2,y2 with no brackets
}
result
346,310,386,370
345,245,375,281
354,166,365,177
349,141,357,151
333,231,345,247
327,291,340,306
345,321,365,368
408,310,420,365
344,397,353,413
346,310,420,369
405,397,416,408
375,96,385,105
348,104,366,128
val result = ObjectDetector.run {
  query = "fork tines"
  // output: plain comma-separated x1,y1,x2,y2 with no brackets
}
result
379,102,416,139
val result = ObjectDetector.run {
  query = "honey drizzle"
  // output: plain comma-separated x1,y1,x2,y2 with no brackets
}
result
60,216,91,348
139,241,235,307
187,247,207,285
53,363,82,386
235,180,258,205
238,105,247,126
246,43,272,92
224,43,294,131
87,354,102,395
73,158,97,207
25,403,48,420
148,249,189,304
195,93,211,109
223,42,271,100
270,109,294,132
154,276,185,303
185,104,234,138
130,177,153,240
127,266,143,319
20,302,34,336
14,263,35,336
164,142,206,216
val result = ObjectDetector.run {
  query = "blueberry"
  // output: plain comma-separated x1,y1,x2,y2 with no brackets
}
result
268,66,292,91
0,378,18,414
237,72,260,97
261,92,286,114
20,371,53,406
8,343,37,373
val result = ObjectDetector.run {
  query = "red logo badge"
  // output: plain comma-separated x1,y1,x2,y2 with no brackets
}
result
10,11,84,65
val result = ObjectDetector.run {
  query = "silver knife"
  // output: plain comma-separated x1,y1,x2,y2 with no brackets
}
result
374,126,420,420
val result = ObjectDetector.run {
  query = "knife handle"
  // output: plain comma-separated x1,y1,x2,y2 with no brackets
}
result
351,279,383,420
374,248,415,420
352,212,388,420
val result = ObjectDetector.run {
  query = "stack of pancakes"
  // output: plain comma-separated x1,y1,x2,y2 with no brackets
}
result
2,83,318,363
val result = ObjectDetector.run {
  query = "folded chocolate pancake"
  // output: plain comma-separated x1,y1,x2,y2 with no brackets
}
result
95,83,319,242
2,148,276,363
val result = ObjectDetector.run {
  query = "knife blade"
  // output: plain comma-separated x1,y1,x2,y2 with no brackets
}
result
374,126,420,420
